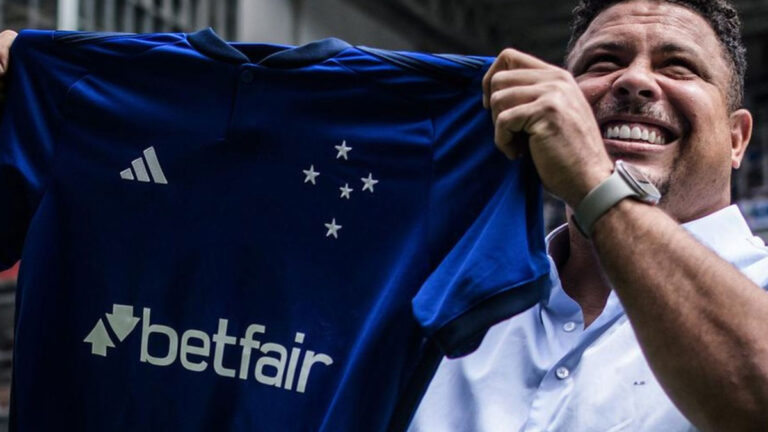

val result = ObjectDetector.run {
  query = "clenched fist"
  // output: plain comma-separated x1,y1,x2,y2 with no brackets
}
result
483,48,613,208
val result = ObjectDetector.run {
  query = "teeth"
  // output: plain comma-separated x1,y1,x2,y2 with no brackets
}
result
602,123,671,145
619,125,631,139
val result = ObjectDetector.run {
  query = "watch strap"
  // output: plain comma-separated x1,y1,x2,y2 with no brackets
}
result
572,169,638,238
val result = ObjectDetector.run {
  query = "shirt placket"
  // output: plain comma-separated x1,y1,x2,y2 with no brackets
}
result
522,289,625,431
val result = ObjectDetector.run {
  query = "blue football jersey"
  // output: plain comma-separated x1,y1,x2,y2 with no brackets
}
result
0,29,550,431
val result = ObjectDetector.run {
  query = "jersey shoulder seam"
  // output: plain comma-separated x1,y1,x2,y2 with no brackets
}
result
52,31,182,46
355,46,478,88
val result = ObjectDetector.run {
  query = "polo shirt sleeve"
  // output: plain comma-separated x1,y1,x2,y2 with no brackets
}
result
413,68,550,358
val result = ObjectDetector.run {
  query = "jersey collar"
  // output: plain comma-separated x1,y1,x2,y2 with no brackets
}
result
187,28,351,68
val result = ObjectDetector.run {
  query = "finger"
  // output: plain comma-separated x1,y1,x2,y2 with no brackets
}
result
489,83,550,124
489,69,566,94
493,102,543,158
482,48,555,108
0,30,18,75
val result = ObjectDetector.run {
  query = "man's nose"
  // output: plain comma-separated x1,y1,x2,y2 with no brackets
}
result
611,62,661,101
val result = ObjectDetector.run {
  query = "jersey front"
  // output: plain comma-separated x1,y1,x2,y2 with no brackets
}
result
0,29,549,431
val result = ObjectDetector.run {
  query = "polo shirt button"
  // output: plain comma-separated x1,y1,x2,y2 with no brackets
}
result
555,366,570,380
241,70,255,84
563,321,577,332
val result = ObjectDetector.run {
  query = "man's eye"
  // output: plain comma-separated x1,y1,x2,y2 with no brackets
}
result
662,59,698,76
585,55,619,72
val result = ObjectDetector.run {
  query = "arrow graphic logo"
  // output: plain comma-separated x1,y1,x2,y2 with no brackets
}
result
84,304,141,357
84,319,115,357
106,304,140,342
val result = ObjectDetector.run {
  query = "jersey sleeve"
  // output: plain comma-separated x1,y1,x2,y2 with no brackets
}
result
0,30,87,269
413,66,551,358
0,30,182,270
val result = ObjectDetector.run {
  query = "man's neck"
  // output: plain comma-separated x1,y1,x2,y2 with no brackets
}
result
549,220,612,327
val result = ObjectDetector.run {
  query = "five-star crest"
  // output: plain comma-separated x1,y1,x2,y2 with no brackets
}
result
303,165,320,185
340,183,353,199
301,141,381,239
335,141,352,160
325,218,342,239
361,173,379,193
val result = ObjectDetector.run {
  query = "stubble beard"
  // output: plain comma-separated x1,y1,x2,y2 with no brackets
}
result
592,97,688,202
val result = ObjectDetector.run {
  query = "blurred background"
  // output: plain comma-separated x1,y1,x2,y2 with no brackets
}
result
2,0,768,429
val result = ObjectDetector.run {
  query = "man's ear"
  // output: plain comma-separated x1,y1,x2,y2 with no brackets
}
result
729,109,753,169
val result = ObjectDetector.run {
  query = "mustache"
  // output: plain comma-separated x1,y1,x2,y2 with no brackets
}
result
594,99,689,133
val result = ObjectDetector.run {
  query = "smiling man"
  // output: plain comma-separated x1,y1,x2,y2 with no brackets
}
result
409,1,768,431
0,1,767,431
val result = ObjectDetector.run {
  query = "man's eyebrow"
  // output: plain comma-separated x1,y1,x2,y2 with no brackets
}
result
569,41,628,70
580,41,629,54
657,42,699,56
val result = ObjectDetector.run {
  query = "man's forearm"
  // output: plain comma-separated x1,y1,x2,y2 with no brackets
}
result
592,200,768,431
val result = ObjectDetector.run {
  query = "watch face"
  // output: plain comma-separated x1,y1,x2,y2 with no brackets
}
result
616,160,662,204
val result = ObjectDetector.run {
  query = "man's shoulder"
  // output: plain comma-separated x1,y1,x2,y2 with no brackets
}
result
682,205,768,288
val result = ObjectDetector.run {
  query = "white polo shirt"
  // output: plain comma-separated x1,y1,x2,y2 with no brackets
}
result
409,205,768,432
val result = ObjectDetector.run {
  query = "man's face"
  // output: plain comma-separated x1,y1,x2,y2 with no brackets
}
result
567,0,747,221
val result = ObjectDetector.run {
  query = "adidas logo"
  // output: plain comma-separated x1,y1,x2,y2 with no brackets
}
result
120,146,168,184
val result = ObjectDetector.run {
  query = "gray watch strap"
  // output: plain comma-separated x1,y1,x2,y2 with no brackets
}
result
572,169,637,238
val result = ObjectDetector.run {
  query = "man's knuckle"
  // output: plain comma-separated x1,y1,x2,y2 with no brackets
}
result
500,48,516,59
490,72,507,92
538,93,555,108
544,81,561,94
496,108,516,125
489,90,506,109
0,29,17,41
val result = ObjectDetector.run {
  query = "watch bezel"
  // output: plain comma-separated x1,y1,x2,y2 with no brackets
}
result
615,160,662,205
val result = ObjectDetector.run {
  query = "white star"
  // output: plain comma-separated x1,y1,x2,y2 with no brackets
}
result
335,140,352,160
361,173,379,193
324,218,342,239
303,165,320,185
339,183,353,199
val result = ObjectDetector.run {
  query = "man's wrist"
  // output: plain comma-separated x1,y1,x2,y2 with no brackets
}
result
570,166,613,208
572,160,661,238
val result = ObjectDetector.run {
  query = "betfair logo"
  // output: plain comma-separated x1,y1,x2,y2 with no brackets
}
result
84,304,140,356
84,304,334,393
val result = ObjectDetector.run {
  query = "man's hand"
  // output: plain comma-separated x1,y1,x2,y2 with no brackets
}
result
482,48,613,208
0,30,17,104
0,30,16,73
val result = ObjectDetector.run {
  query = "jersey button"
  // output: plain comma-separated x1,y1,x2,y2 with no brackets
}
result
555,366,570,380
240,70,255,84
563,321,577,332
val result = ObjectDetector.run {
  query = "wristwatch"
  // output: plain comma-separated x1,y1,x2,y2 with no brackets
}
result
572,160,661,238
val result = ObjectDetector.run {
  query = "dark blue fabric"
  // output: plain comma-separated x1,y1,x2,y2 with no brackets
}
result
189,27,352,68
188,27,249,63
1,30,549,432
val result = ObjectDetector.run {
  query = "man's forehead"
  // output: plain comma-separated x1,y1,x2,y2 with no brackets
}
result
572,0,721,59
